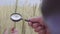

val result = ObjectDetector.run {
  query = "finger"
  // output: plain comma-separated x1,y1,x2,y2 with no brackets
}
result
38,29,46,34
28,22,33,26
32,23,40,28
28,22,40,28
34,26,42,32
4,28,9,34
28,17,44,26
32,23,45,28
11,27,15,33
45,28,50,34
28,17,42,23
11,27,18,34
28,21,45,28
12,29,18,34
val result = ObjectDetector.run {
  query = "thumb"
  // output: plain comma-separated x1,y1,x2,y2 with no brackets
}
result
11,27,18,34
4,28,9,34
11,27,15,33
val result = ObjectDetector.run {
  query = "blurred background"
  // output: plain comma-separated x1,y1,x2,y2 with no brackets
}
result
0,0,42,34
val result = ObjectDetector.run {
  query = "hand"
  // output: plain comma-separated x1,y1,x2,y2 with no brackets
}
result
4,27,18,34
28,17,50,34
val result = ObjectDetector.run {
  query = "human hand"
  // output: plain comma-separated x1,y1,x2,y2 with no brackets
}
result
28,17,50,34
4,27,18,34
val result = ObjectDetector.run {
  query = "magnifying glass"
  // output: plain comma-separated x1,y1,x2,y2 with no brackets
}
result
10,13,39,23
10,13,33,22
10,13,22,22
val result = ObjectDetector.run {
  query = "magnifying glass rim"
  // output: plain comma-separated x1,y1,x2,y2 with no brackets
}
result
10,13,22,22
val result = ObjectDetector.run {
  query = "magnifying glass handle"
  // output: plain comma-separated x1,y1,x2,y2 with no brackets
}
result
24,19,39,23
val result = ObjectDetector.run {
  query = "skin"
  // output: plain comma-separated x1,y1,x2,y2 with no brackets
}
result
4,27,18,34
28,17,50,34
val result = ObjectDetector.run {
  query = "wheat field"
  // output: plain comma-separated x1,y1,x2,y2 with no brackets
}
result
0,0,42,34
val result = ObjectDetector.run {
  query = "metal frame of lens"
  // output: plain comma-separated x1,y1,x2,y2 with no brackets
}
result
10,13,22,22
